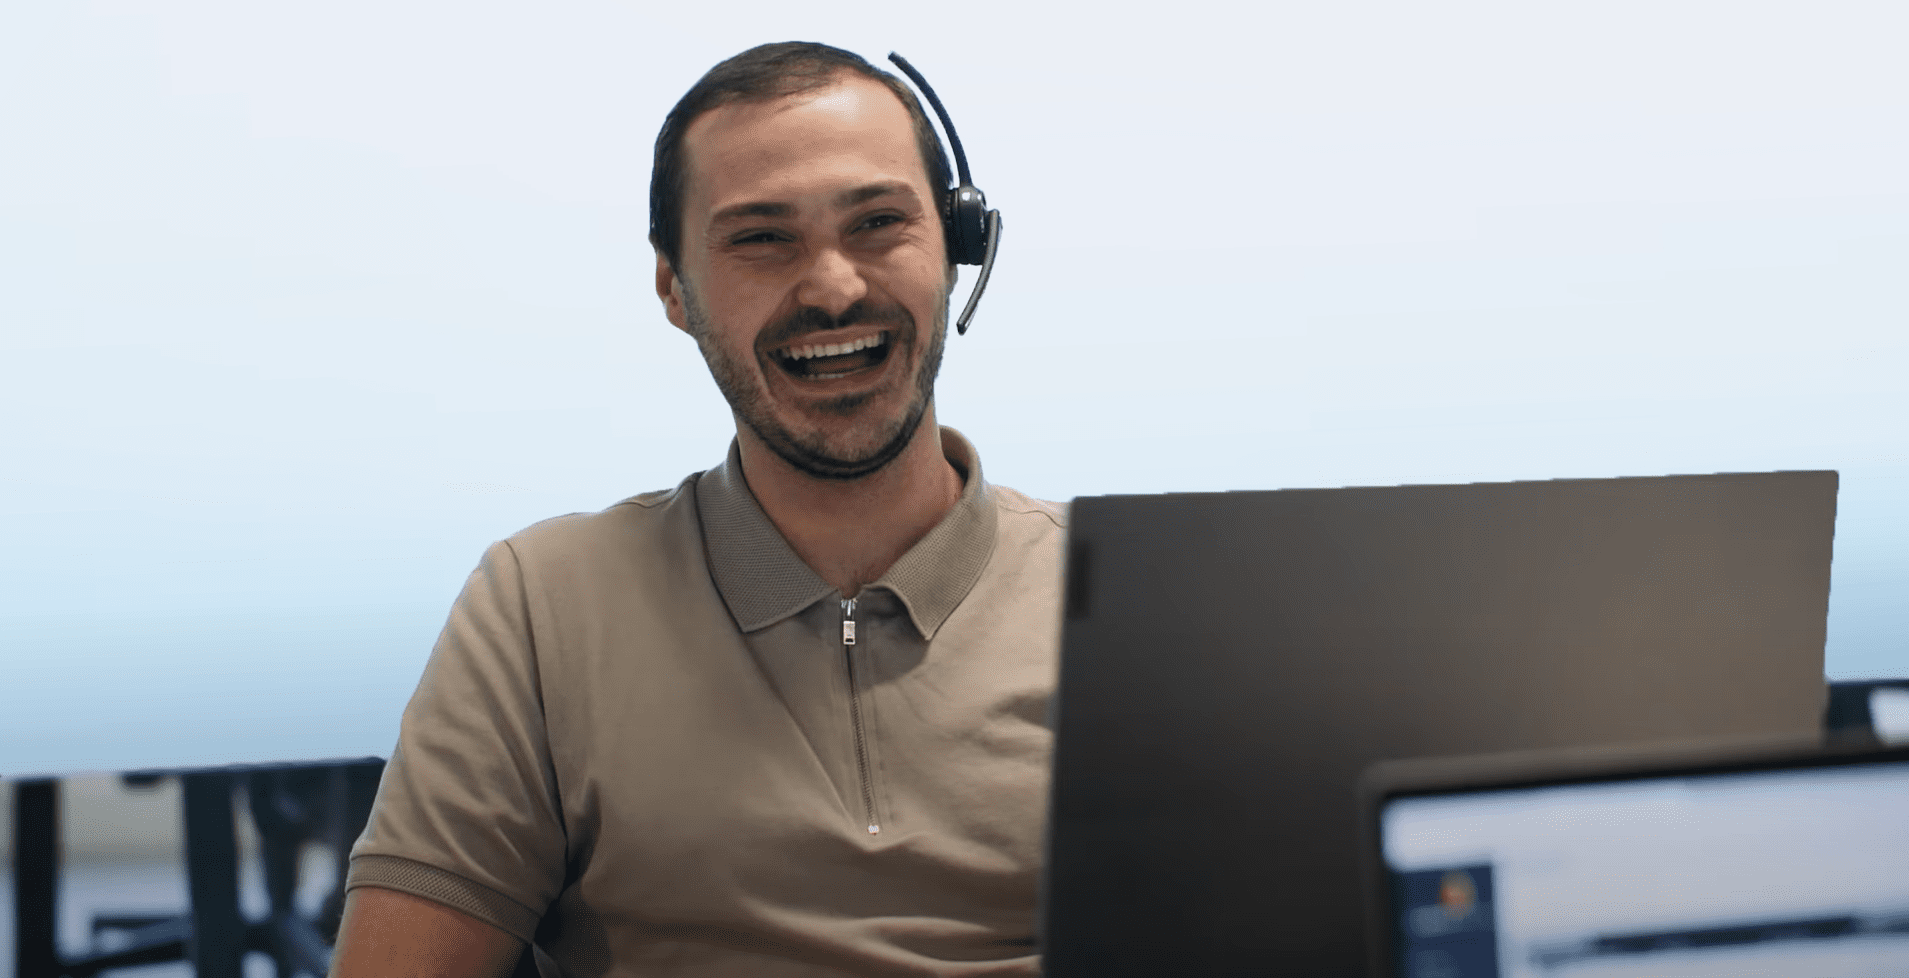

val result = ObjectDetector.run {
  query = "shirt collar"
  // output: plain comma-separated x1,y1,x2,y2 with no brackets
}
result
695,426,998,640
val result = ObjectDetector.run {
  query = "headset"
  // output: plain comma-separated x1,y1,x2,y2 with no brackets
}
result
886,53,1002,335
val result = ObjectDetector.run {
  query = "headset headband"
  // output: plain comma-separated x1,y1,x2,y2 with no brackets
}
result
887,53,1002,335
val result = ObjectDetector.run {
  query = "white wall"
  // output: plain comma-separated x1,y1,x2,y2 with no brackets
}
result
4,2,1905,774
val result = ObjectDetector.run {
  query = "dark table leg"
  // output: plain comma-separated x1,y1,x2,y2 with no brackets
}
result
183,772,245,978
13,778,60,978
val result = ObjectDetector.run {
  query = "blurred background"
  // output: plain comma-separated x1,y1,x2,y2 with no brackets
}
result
3,1,1905,779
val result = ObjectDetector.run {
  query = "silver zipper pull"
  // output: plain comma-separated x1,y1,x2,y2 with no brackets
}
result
840,598,857,645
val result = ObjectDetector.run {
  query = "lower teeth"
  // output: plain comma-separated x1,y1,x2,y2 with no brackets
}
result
787,353,878,380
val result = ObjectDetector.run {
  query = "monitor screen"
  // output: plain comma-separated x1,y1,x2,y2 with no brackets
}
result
1381,760,1909,978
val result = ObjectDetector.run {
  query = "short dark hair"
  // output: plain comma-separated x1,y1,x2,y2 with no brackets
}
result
648,42,954,274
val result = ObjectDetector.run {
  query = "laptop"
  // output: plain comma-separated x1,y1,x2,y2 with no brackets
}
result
1041,471,1838,977
1360,736,1909,978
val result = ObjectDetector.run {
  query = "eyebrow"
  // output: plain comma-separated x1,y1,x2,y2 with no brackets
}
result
835,180,915,209
709,181,918,227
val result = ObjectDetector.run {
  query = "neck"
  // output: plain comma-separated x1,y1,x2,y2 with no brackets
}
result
736,407,964,597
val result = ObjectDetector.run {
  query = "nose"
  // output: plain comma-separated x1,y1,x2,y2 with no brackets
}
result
794,246,868,319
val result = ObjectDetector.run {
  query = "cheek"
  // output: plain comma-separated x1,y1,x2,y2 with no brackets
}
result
895,248,955,306
695,290,771,347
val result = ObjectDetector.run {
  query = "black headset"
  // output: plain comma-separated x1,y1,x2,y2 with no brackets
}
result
887,53,1002,335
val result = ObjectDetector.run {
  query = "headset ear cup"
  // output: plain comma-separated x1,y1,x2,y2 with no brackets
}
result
950,184,989,265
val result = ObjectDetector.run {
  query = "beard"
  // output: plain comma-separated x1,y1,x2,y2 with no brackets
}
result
682,282,948,481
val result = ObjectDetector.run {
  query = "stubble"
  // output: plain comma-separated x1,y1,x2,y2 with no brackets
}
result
682,282,947,480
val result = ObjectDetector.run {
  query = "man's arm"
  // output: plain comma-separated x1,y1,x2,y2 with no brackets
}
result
340,539,567,976
330,886,525,978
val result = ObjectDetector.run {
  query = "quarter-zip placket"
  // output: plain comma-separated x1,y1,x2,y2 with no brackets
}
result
840,597,880,835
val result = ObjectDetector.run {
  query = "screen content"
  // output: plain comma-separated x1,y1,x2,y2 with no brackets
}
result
1382,760,1909,978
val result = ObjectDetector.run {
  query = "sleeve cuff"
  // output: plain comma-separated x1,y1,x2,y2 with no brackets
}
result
345,853,543,943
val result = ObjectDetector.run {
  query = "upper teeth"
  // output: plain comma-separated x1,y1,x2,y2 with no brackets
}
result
781,332,887,361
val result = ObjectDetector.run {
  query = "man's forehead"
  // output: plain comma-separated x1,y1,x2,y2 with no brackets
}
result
679,74,929,210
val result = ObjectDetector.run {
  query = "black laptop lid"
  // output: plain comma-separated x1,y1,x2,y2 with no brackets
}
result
1042,471,1837,977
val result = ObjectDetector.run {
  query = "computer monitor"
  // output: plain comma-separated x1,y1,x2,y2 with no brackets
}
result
1365,738,1909,978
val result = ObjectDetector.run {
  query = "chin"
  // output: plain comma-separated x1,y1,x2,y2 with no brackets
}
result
760,400,929,481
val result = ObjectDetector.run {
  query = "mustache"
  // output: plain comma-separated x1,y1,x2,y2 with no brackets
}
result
759,300,913,349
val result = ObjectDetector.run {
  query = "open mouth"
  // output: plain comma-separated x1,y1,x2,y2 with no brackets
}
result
771,331,893,381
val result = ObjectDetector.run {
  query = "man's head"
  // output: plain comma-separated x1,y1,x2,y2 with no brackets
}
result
652,42,959,481
649,43,953,276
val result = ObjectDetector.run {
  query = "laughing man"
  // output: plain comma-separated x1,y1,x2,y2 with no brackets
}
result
330,41,1066,978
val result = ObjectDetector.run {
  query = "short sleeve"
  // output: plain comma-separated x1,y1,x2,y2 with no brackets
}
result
345,540,567,942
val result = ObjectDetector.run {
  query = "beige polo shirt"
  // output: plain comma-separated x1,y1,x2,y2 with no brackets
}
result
346,428,1066,977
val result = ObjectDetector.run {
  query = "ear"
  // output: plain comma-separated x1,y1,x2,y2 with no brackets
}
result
656,250,690,334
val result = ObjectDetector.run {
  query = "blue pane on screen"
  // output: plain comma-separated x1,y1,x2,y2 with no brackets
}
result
1394,864,1501,978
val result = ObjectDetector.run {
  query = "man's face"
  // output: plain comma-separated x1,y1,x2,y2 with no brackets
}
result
659,73,954,480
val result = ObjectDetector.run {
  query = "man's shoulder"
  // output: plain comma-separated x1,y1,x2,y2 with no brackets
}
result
989,482,1068,531
500,471,704,564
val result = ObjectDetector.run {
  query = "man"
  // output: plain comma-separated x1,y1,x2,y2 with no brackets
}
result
331,42,1065,978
